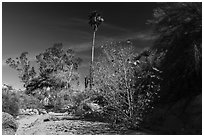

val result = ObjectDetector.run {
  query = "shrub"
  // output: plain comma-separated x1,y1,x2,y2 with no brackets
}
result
42,89,84,113
17,91,42,110
68,89,96,111
2,88,19,117
93,42,161,128
74,98,106,122
51,89,75,112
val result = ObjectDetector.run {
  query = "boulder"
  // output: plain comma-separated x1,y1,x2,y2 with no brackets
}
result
2,112,18,135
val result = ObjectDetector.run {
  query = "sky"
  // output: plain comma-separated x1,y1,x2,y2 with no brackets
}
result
2,2,158,90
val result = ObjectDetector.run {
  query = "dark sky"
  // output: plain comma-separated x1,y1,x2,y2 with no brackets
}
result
2,2,158,90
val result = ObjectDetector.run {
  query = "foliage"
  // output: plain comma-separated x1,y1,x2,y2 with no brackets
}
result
71,91,88,107
16,91,42,109
51,89,74,112
27,43,82,93
2,87,19,117
93,42,161,128
88,11,104,31
68,89,96,115
73,90,107,121
6,43,82,99
32,88,84,112
6,52,36,88
149,2,202,102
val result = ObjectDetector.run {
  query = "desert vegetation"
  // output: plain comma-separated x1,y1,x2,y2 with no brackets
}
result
2,2,201,135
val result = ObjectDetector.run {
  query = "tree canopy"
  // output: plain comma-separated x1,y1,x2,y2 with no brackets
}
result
6,43,82,95
149,2,202,101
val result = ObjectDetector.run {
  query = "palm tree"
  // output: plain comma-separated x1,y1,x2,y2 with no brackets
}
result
88,11,104,89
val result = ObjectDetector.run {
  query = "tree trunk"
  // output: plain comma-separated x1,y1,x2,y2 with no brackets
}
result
124,67,133,118
67,64,73,89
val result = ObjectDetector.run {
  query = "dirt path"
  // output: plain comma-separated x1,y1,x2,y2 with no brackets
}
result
16,114,129,135
16,115,42,135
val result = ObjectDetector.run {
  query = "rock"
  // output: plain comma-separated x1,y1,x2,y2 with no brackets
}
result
43,119,50,122
48,112,54,115
39,109,47,114
87,103,102,112
2,112,18,135
19,109,25,114
33,109,39,115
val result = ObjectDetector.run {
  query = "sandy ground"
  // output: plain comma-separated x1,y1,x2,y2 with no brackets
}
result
16,114,126,135
15,114,150,135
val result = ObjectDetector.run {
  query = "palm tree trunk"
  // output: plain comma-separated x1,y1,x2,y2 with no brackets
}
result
90,31,96,90
92,31,96,63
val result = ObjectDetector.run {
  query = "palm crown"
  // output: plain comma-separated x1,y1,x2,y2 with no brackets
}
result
88,11,104,31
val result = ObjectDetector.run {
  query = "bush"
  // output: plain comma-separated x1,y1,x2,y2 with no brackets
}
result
71,93,84,107
75,98,106,122
51,89,76,112
42,89,84,113
92,43,161,128
17,91,42,110
2,88,19,117
67,89,95,113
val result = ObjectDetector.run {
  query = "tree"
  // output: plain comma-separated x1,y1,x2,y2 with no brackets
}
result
94,41,136,118
88,11,104,89
6,52,36,88
149,2,202,102
6,43,82,96
93,41,161,127
27,43,82,94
